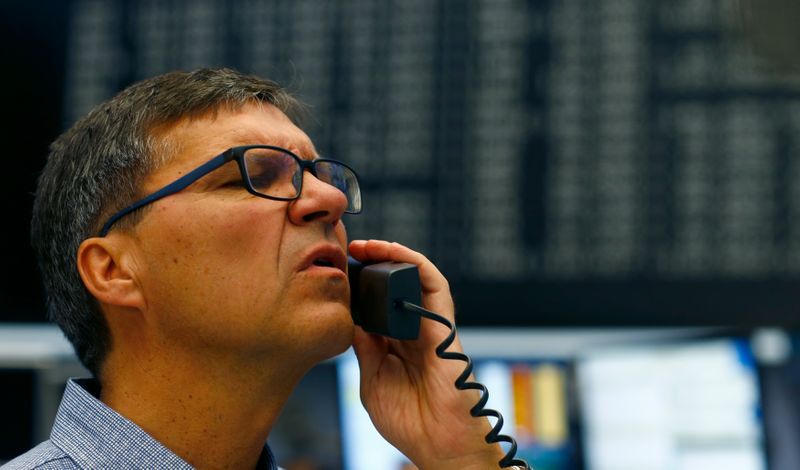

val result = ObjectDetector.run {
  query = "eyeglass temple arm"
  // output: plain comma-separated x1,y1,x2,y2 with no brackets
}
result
98,153,230,236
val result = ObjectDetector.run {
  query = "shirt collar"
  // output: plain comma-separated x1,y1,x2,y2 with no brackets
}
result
50,378,276,469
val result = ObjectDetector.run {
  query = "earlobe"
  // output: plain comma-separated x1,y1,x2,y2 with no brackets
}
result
77,236,146,311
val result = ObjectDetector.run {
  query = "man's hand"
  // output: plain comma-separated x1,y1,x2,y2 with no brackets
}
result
348,239,505,470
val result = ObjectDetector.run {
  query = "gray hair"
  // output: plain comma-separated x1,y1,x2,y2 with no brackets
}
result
30,68,303,378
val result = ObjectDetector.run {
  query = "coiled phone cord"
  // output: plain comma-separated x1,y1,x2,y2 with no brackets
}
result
401,300,532,470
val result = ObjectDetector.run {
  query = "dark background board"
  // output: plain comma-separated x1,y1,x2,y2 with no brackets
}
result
3,0,800,326
0,0,68,322
454,280,800,326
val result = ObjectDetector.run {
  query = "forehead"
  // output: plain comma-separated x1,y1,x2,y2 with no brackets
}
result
155,102,317,171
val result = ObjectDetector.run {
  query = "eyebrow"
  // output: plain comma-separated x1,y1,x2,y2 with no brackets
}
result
227,129,319,160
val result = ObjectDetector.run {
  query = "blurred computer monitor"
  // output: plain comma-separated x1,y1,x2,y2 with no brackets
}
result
576,337,766,470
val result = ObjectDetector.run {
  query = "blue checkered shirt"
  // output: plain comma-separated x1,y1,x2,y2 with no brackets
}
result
2,378,278,469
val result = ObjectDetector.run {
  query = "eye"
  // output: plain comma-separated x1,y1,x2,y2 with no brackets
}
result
247,159,286,188
243,149,298,195
221,179,246,188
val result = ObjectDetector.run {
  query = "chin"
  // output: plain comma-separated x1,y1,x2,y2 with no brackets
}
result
298,302,355,362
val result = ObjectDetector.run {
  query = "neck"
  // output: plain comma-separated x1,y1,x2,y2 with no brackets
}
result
99,346,309,470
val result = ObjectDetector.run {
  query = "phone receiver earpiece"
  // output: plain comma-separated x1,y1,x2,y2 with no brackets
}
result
347,256,421,340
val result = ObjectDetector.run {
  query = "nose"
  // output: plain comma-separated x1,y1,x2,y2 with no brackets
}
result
288,170,348,225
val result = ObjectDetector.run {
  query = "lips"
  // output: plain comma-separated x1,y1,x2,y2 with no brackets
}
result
298,244,347,274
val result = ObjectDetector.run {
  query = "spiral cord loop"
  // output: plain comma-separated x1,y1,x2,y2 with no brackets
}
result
401,301,532,470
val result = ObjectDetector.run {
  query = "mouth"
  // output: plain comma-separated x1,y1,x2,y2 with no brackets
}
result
300,245,348,274
312,258,336,268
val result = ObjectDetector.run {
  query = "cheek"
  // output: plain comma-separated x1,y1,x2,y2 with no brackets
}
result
169,200,283,257
139,202,288,315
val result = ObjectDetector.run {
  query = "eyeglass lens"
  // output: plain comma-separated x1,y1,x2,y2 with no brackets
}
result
242,148,361,213
243,148,298,199
314,161,362,213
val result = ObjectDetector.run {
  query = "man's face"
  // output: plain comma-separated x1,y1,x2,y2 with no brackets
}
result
124,102,353,367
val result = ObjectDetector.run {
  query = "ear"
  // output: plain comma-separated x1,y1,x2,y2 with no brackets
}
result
77,236,146,312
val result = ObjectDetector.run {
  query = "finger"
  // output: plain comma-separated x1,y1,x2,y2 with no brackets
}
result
348,240,451,298
347,239,370,259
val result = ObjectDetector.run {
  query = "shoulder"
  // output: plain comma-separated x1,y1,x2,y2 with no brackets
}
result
1,441,76,470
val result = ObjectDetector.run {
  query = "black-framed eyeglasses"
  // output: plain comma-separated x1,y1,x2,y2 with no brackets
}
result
99,145,362,236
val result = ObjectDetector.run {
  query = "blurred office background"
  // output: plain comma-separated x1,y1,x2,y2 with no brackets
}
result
2,0,800,469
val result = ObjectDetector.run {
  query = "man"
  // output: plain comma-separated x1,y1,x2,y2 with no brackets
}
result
6,68,506,469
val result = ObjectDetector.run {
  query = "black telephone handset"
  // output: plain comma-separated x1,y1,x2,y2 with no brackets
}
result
347,256,421,340
346,256,531,469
